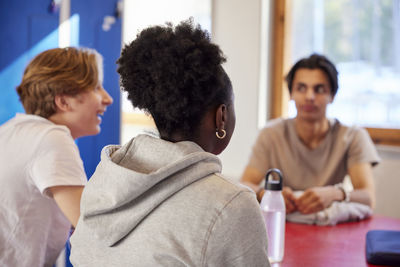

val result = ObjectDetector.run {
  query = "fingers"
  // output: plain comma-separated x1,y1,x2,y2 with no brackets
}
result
283,187,296,202
295,190,324,214
284,197,297,214
298,200,324,214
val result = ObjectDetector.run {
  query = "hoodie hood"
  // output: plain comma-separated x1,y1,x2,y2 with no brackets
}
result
80,134,222,247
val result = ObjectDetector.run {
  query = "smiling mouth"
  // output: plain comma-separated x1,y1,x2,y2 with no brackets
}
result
97,109,106,116
96,111,106,123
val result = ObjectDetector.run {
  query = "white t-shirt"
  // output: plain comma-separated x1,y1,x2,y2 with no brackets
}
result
0,114,87,267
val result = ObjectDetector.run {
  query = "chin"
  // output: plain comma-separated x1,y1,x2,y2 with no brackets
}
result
298,113,322,121
93,127,101,135
85,127,101,137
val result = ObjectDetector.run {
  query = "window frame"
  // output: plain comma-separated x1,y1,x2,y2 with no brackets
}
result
269,0,400,146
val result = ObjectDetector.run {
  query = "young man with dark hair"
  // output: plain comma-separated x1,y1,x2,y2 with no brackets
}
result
241,54,379,216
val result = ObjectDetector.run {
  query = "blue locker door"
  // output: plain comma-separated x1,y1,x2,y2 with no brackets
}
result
0,0,59,124
71,0,122,178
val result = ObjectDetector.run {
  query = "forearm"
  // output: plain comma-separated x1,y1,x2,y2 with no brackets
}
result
348,162,376,209
349,188,375,208
335,183,375,208
324,184,375,207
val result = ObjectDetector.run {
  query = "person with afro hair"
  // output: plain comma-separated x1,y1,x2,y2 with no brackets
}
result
70,19,270,266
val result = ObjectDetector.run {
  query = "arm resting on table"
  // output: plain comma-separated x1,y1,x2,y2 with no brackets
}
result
348,162,376,209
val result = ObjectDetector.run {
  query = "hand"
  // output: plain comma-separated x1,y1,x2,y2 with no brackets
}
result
282,186,297,214
295,186,337,214
256,188,265,202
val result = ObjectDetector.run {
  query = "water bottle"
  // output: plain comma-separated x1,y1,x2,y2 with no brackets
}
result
260,168,285,263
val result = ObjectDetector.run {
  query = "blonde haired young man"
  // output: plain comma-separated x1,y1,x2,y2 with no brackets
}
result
0,47,113,267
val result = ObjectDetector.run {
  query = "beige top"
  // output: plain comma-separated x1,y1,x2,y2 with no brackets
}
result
248,118,380,190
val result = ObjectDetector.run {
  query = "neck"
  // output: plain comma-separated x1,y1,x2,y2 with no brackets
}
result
294,117,330,149
159,126,216,154
48,113,78,139
161,132,185,143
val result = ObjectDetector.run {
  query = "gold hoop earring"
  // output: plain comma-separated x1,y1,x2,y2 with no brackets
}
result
216,129,226,139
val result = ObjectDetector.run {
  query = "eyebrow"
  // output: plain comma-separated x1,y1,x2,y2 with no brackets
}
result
313,83,327,87
296,82,307,87
295,82,327,87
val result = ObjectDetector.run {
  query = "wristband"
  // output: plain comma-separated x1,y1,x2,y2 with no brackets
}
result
334,183,351,202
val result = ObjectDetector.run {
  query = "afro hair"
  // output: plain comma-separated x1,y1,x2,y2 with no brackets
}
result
117,19,232,139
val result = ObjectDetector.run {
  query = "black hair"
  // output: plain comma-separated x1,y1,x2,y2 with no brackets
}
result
117,19,232,139
285,53,339,97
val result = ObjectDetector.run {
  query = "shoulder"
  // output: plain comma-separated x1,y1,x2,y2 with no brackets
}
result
200,175,269,265
30,122,80,167
264,117,288,130
44,126,73,140
197,174,256,202
198,174,263,227
259,117,290,138
331,119,380,164
10,113,72,140
254,118,292,149
0,114,74,156
332,119,372,143
34,126,76,157
188,174,260,218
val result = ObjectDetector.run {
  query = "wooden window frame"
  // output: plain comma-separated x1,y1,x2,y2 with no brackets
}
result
269,0,400,146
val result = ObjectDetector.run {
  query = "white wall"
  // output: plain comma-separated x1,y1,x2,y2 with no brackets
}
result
212,0,268,181
373,145,400,219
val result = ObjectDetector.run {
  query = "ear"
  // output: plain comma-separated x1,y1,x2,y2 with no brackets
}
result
54,95,72,112
215,104,227,131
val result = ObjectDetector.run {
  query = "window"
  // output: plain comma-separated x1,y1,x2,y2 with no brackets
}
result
270,0,400,146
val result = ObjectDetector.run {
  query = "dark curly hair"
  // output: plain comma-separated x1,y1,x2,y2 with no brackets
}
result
117,19,232,140
285,53,339,97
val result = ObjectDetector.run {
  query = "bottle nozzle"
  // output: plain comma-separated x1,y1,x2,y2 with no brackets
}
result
264,168,283,191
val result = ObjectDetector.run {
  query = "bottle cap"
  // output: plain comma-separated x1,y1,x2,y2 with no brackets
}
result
264,168,283,191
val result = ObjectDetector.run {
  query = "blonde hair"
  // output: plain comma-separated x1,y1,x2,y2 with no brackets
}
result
16,47,103,118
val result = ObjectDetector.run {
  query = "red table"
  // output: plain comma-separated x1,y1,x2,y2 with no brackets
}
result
274,215,400,267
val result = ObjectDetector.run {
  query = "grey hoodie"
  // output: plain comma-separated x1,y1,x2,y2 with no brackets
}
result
70,134,270,267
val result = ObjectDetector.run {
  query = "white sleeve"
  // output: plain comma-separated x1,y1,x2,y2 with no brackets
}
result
30,127,87,196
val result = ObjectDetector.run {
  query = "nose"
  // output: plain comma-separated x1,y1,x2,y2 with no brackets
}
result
101,88,113,106
305,88,315,101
